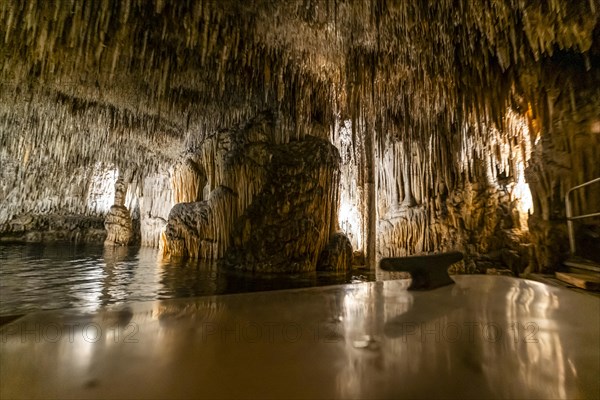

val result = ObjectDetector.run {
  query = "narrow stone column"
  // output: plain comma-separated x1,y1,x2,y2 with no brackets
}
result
364,119,377,270
104,177,133,246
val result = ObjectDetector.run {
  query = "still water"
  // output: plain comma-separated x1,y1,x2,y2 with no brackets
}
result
0,243,374,316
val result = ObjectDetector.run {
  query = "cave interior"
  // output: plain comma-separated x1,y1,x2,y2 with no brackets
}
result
1,0,599,280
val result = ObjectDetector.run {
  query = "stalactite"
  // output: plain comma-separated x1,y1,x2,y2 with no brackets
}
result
0,0,597,271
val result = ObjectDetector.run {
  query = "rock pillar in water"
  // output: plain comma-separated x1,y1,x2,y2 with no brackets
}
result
104,178,133,246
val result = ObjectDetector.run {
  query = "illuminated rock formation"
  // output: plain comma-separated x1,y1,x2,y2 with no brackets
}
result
223,135,341,272
0,0,598,272
162,113,343,272
162,113,274,260
104,178,134,246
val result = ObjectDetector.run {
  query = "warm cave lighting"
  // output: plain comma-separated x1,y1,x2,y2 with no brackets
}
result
515,173,534,215
339,199,363,251
1,0,599,398
86,163,118,214
514,178,533,230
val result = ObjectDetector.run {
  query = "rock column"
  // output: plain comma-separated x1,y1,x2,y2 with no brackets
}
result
104,177,133,246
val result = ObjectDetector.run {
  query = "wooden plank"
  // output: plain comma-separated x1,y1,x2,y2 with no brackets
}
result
555,272,600,291
564,257,600,273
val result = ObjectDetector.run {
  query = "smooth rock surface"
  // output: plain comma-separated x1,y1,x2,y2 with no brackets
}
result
0,275,598,399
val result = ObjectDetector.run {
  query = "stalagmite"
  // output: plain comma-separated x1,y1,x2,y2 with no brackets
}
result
104,176,134,246
0,0,597,274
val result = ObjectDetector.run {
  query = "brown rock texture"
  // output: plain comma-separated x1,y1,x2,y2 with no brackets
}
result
224,135,341,272
1,1,598,273
163,186,235,259
0,213,106,243
317,232,353,272
104,178,134,246
163,114,343,273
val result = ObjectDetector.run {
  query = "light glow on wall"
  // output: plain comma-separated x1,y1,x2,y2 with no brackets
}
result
513,162,533,230
332,118,364,251
86,162,118,214
339,199,363,251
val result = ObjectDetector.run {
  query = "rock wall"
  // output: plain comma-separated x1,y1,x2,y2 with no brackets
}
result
328,107,534,273
172,152,206,204
224,135,340,272
317,232,353,272
0,87,182,245
0,151,115,243
163,113,344,273
0,1,597,274
163,186,235,259
139,171,173,248
162,113,273,259
522,58,600,271
0,214,106,243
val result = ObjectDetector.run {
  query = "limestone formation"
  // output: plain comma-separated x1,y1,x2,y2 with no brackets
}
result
317,233,353,272
0,0,598,273
104,178,134,246
162,112,342,273
224,135,341,272
139,172,173,248
172,153,207,204
162,186,235,259
162,113,274,260
0,213,106,243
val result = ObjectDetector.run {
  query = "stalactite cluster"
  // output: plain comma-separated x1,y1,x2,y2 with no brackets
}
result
0,0,598,271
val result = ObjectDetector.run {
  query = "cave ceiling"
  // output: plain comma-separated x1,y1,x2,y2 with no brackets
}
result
0,0,598,166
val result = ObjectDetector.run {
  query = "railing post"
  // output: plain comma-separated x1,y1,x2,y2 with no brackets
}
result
564,177,600,257
565,192,576,255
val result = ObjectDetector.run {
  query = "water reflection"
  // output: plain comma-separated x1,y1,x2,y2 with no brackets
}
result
334,276,594,399
1,275,598,399
0,243,374,316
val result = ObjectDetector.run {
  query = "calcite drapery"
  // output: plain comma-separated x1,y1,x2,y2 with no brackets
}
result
162,113,344,272
224,135,341,272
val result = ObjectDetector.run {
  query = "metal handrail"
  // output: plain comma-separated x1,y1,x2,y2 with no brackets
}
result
565,177,600,255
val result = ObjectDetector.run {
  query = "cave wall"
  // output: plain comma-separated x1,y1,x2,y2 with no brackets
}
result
162,113,343,273
523,58,600,271
329,109,534,274
0,86,182,244
0,0,598,273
